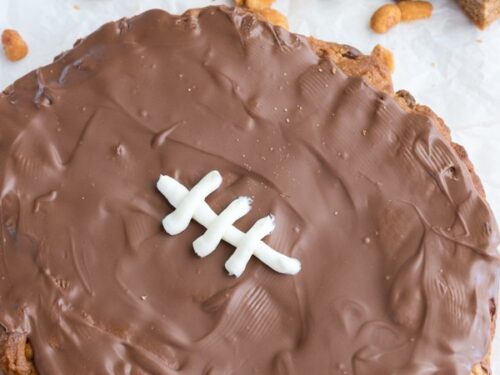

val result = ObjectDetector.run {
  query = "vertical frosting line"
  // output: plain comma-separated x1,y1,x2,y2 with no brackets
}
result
225,215,276,277
162,170,222,235
193,196,253,258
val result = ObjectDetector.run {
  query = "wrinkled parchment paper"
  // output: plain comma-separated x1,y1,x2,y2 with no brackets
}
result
1,0,500,371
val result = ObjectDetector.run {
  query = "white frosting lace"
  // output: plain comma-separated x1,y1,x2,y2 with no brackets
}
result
157,170,301,277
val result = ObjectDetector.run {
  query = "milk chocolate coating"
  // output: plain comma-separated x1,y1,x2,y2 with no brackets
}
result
0,6,499,374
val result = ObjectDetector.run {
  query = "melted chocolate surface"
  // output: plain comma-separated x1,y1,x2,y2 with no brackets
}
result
0,6,498,375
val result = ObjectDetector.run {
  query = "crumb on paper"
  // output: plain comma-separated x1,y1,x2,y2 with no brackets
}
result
1,29,28,62
73,4,80,10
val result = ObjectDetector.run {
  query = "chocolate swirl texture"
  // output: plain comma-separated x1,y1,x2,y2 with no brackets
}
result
0,6,499,375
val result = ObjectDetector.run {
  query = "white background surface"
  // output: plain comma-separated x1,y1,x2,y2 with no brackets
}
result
1,0,500,372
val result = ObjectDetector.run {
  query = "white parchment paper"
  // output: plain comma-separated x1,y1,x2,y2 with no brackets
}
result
1,0,500,371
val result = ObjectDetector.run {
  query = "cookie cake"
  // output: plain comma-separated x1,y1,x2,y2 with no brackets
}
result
0,6,498,375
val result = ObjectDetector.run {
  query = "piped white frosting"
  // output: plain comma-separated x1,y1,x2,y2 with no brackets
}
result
157,171,301,277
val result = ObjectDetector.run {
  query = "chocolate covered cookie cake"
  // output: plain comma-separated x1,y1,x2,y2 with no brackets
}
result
0,6,498,375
